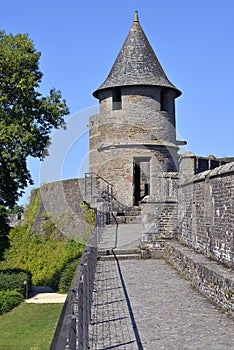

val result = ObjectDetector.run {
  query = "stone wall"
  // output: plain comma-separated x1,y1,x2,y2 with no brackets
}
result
30,178,90,242
98,86,177,144
142,201,178,242
141,172,179,241
89,85,179,207
179,162,234,268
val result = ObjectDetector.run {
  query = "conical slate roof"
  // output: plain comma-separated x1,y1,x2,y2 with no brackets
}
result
93,12,181,98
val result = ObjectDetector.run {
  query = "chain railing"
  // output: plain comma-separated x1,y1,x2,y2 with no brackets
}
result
50,224,103,350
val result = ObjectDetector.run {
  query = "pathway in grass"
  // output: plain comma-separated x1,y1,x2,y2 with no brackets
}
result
0,303,63,350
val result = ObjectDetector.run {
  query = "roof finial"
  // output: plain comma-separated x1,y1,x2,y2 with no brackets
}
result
134,11,139,23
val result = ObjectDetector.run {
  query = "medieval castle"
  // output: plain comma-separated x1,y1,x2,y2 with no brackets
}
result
34,12,234,318
85,11,233,267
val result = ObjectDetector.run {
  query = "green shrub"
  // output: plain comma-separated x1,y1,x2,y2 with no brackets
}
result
0,269,31,295
0,290,24,315
0,190,85,291
0,205,10,259
58,259,80,293
80,202,96,226
22,189,41,233
0,225,84,290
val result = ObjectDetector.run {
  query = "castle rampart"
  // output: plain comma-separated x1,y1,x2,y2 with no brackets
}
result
179,161,234,267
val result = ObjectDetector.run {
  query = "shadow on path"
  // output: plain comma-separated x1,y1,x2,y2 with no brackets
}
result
112,249,144,350
111,214,143,350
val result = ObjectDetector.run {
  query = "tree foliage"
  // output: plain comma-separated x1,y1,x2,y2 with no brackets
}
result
0,206,9,258
0,31,69,207
0,225,84,290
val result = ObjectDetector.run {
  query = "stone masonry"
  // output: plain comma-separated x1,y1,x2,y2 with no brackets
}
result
179,161,234,267
88,12,234,267
31,13,234,346
90,11,185,243
86,13,234,321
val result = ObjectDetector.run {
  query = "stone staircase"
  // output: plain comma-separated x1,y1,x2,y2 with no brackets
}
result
83,172,143,260
83,172,142,226
97,223,142,261
112,206,142,224
98,248,141,261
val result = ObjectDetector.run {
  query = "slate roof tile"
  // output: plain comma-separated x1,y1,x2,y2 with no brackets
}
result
93,12,181,98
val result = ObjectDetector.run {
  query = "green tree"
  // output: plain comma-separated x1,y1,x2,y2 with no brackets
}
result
0,31,69,207
6,205,24,220
0,205,9,258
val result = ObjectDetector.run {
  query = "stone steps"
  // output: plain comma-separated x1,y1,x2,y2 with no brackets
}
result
114,215,141,224
98,247,141,260
123,206,142,216
111,205,142,224
99,253,141,261
98,248,140,256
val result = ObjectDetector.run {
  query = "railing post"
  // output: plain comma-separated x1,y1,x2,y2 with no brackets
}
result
90,174,93,197
85,173,87,197
88,252,92,322
89,247,95,320
83,262,89,349
69,315,76,349
78,279,84,350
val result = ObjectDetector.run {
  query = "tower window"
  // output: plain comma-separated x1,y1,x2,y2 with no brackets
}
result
160,89,165,111
112,87,122,110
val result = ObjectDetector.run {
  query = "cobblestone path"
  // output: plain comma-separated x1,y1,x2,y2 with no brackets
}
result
89,258,234,350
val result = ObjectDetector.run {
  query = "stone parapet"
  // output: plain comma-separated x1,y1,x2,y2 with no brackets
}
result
165,240,234,317
178,161,234,267
141,199,178,242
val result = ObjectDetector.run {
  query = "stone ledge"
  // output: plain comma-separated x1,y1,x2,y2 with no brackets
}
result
97,140,178,151
165,240,234,318
180,161,234,186
99,253,141,261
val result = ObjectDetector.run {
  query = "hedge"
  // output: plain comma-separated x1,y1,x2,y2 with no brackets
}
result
0,290,24,315
58,259,80,293
0,269,31,296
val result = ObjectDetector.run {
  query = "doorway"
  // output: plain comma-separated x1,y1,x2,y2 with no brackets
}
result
133,157,150,206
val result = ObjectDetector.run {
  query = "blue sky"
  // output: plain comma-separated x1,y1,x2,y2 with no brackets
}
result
1,0,234,204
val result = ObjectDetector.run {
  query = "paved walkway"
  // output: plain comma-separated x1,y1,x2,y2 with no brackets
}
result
89,224,234,350
25,286,67,304
98,223,142,252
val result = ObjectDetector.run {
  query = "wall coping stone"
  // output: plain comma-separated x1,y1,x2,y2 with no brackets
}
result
166,240,234,279
141,195,177,204
180,161,234,186
165,240,234,317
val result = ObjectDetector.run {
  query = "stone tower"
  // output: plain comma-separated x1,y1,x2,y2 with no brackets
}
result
90,12,184,240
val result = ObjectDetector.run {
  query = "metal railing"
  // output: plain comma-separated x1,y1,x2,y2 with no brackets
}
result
84,172,128,217
50,225,103,350
50,174,116,349
84,172,113,198
101,190,127,212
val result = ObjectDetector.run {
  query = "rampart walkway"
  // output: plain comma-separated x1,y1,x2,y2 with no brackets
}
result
89,224,234,350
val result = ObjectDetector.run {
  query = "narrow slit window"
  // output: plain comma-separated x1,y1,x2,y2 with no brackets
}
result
112,87,122,110
160,89,165,111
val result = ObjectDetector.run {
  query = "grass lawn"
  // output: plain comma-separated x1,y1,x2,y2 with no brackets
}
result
0,303,63,350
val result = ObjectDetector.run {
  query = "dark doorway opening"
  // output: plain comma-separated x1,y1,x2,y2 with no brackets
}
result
133,157,150,206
